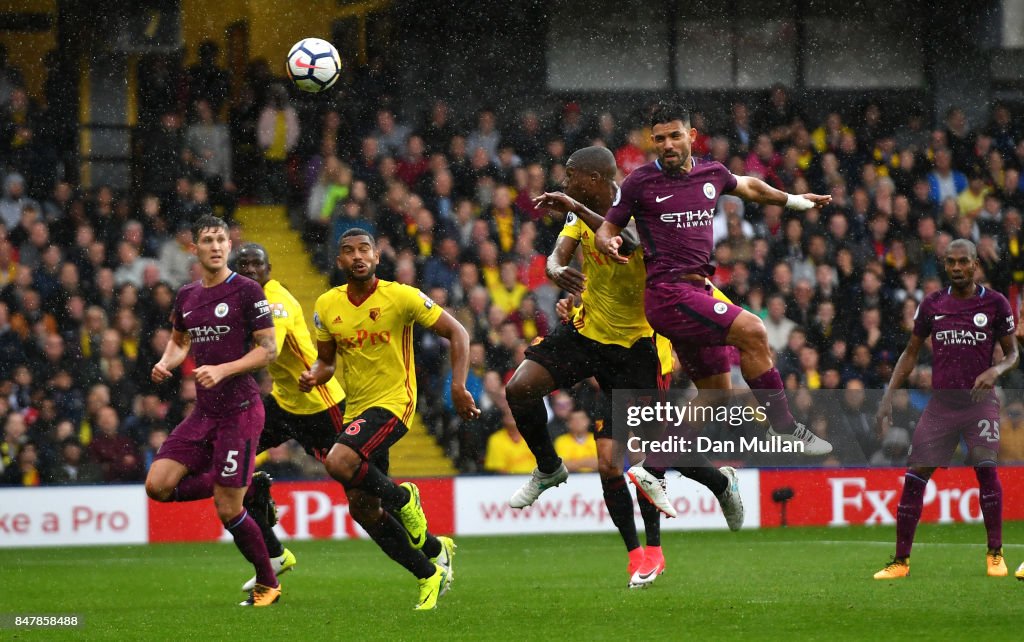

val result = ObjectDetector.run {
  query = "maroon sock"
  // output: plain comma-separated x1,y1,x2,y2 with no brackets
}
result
975,466,1003,550
173,473,214,501
895,472,928,559
746,368,796,433
225,510,277,588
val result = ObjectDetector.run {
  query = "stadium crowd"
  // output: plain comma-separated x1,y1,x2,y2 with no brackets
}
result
3,43,1024,486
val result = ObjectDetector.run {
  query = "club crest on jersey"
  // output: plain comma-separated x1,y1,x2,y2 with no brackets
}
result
714,302,728,315
370,307,382,321
703,182,716,200
974,313,988,327
215,302,229,318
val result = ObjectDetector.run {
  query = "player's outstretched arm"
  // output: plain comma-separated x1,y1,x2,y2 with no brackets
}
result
430,310,481,421
876,334,924,430
730,175,832,211
152,329,190,383
299,339,337,393
194,327,277,389
546,234,586,296
972,334,1019,402
595,220,628,264
535,190,640,256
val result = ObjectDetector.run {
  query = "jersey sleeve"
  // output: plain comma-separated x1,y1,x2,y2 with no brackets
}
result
720,164,739,194
171,289,186,332
312,292,332,343
559,211,583,240
266,283,293,358
243,280,274,333
912,297,932,338
605,174,640,228
995,294,1015,338
405,285,445,327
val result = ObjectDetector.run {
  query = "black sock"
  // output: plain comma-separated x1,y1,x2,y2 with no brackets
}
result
601,476,640,551
637,489,662,547
252,511,285,558
421,532,441,559
363,512,435,579
675,464,728,496
353,462,410,512
509,398,561,473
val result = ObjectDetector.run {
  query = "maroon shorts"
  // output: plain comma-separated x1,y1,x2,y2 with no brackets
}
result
154,398,265,488
645,280,743,362
674,343,736,382
908,396,1001,467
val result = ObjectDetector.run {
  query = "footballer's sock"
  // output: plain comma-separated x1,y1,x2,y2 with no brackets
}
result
895,472,929,559
351,462,410,512
173,473,214,501
637,490,662,548
225,510,278,588
747,368,797,433
975,465,1003,550
675,464,729,496
509,398,561,474
420,533,442,560
256,517,285,558
364,511,435,579
602,476,641,551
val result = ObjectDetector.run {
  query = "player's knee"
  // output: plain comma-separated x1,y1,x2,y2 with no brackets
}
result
145,477,173,502
349,502,382,526
324,446,360,484
597,457,622,479
505,375,529,406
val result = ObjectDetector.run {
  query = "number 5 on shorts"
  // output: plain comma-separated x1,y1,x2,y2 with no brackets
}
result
223,450,240,476
978,419,1000,443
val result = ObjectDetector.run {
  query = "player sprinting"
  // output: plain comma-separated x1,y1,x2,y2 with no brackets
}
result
145,215,281,607
505,146,743,588
299,228,480,610
538,101,833,456
873,239,1018,579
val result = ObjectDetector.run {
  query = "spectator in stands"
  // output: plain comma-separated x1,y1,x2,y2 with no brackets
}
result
256,84,300,203
467,108,501,163
48,437,102,485
184,98,236,217
88,405,142,482
554,408,598,473
0,441,41,486
187,40,230,115
483,406,537,474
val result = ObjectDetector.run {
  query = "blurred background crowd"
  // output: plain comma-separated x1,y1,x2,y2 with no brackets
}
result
4,37,1024,487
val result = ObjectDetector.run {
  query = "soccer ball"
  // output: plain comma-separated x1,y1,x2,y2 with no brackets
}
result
286,38,341,93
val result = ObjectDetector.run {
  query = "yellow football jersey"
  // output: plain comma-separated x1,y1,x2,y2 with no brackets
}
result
263,279,345,415
559,212,651,348
313,280,442,424
554,432,597,472
560,214,734,377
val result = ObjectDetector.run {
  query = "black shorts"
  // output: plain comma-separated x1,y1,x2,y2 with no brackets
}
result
260,395,347,460
334,406,409,473
524,323,667,439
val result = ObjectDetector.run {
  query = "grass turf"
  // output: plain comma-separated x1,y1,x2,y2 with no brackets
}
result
6,522,1024,640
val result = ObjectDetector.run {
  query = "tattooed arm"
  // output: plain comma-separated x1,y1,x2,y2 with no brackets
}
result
194,327,278,389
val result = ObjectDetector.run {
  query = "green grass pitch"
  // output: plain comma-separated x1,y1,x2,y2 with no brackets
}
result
7,523,1024,640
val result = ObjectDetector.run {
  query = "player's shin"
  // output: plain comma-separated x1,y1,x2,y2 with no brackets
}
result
225,510,278,588
364,511,436,579
637,492,661,547
746,368,797,433
508,397,561,473
601,476,641,551
975,466,1003,551
895,471,929,559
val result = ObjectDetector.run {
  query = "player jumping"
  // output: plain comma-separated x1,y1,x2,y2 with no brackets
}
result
506,146,743,588
299,228,480,610
537,101,834,457
873,239,1018,579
